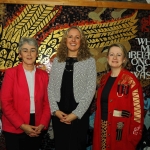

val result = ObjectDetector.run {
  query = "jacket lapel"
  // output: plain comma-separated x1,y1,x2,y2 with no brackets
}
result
34,69,40,99
17,63,30,98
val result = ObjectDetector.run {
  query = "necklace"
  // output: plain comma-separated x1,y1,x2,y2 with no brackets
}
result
64,57,77,72
64,68,73,72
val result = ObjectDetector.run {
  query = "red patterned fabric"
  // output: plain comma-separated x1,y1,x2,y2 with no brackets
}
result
93,69,144,150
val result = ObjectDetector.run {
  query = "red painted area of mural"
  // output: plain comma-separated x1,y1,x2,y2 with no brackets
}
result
141,16,150,32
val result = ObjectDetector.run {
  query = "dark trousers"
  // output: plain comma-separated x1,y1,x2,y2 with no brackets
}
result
3,114,43,150
52,111,89,150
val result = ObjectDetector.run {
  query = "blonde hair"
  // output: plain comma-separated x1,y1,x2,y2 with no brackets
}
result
106,43,129,71
56,26,92,62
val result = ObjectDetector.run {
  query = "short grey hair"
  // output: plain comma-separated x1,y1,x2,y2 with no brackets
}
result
18,37,39,53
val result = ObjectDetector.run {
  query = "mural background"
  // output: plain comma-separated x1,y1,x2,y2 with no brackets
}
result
0,4,150,150
96,0,149,3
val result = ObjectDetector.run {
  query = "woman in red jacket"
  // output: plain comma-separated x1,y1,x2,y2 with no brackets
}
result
93,43,144,150
0,37,51,150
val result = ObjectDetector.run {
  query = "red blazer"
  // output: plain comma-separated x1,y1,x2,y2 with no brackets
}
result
93,69,144,150
1,63,51,134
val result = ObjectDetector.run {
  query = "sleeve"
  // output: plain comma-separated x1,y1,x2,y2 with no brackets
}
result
1,69,25,129
39,71,51,128
72,58,97,119
48,58,59,113
128,78,144,147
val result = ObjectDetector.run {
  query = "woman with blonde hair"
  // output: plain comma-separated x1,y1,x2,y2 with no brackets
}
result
93,43,144,150
48,26,97,150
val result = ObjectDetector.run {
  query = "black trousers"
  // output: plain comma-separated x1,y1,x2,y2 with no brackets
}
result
3,114,44,150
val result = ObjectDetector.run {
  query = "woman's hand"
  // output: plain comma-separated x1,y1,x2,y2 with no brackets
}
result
55,110,72,124
55,110,67,121
63,113,78,124
55,111,78,124
20,124,39,137
35,124,45,134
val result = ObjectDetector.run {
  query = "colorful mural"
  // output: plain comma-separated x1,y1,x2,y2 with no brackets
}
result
96,0,148,3
0,4,150,150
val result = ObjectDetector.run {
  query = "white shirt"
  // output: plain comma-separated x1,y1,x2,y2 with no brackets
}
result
24,67,36,113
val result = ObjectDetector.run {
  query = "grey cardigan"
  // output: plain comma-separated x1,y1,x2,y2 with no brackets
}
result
48,57,97,119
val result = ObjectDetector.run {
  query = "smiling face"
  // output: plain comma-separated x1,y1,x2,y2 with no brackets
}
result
107,46,126,70
66,28,81,57
19,42,38,70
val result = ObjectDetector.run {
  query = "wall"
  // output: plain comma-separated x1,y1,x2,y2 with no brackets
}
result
1,0,150,9
0,2,150,150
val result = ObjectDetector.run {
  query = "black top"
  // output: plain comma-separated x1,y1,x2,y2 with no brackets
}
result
101,76,116,120
58,57,78,114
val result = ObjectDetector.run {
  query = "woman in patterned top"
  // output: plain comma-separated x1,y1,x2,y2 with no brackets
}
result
93,43,144,150
48,26,97,150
